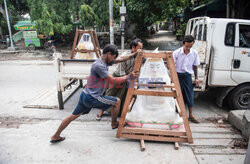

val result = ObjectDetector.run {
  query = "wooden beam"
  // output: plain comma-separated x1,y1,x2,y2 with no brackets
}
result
165,52,193,144
135,82,175,88
133,90,177,97
71,30,79,59
128,97,135,111
122,127,186,136
143,53,167,59
175,99,182,116
117,52,144,138
120,134,188,143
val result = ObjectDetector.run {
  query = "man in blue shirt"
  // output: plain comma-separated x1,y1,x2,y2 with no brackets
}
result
50,44,139,143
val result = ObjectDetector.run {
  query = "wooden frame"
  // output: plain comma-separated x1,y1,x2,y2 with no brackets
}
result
71,30,101,59
116,52,193,150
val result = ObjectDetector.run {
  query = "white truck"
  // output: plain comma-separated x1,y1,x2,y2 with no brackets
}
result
185,17,250,110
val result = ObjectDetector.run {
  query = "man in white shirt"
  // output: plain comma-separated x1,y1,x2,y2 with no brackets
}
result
173,35,200,123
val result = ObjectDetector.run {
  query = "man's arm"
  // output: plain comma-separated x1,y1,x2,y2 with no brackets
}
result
114,49,143,64
104,71,139,84
114,52,137,64
193,65,199,87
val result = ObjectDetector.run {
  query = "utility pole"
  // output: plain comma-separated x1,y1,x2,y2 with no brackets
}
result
120,0,126,51
109,0,114,45
4,0,15,50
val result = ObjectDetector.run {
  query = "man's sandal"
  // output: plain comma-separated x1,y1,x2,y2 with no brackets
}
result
111,122,119,129
96,114,102,121
50,137,65,144
189,117,200,124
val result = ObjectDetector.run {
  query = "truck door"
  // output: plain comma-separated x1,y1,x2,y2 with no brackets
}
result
231,23,250,84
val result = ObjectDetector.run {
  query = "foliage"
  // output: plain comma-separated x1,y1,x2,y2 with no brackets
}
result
26,0,73,35
125,0,189,37
79,4,99,28
1,0,190,37
176,22,186,40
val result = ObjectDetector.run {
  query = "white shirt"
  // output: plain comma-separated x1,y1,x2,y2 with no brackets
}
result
173,47,200,74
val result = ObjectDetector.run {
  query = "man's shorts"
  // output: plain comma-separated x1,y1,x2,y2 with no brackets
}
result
72,91,117,115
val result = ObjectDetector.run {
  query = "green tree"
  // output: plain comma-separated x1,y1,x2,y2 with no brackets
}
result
26,0,73,35
79,4,99,29
125,0,188,37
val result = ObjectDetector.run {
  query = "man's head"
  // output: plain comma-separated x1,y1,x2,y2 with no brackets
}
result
102,44,119,66
183,35,195,53
130,38,143,53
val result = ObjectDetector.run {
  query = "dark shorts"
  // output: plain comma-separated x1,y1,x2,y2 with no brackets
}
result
72,91,117,115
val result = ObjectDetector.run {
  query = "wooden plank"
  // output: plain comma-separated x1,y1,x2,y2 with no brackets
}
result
116,52,144,138
140,140,146,151
71,30,79,59
128,97,135,111
135,82,175,88
78,30,93,34
122,127,186,136
165,51,193,144
143,53,167,59
120,134,189,143
174,99,182,116
93,31,101,57
133,90,177,97
90,31,98,55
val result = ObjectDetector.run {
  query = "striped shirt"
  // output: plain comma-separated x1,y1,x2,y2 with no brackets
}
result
113,51,136,77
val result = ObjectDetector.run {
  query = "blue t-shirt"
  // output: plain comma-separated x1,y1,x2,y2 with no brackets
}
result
84,59,109,98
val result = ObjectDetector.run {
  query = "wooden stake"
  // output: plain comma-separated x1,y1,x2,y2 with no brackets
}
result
174,142,179,150
140,140,146,151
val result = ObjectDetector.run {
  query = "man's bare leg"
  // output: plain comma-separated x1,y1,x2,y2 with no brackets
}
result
188,107,200,123
51,114,81,141
111,98,120,129
96,110,104,120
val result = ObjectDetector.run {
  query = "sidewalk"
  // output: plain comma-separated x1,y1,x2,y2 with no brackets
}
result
0,119,245,164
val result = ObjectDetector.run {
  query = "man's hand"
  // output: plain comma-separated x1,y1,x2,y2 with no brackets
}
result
136,49,143,54
195,79,199,87
127,70,139,80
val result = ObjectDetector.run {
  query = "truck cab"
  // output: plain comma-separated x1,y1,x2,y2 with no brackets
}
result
185,17,250,109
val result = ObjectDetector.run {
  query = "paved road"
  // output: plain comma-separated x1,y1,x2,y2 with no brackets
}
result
0,30,247,163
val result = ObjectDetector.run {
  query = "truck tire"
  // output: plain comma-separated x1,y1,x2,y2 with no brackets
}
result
228,84,250,110
28,44,36,51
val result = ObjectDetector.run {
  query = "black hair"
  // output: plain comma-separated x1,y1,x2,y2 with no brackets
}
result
103,44,119,58
130,38,143,49
183,35,195,44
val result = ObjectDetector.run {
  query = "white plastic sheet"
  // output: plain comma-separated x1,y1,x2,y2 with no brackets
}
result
125,58,183,130
75,33,97,59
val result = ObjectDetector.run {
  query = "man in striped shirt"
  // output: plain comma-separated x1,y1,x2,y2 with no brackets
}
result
96,38,143,120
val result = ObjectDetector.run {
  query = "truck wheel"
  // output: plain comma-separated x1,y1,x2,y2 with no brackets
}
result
0,43,7,49
28,44,35,51
228,84,250,110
